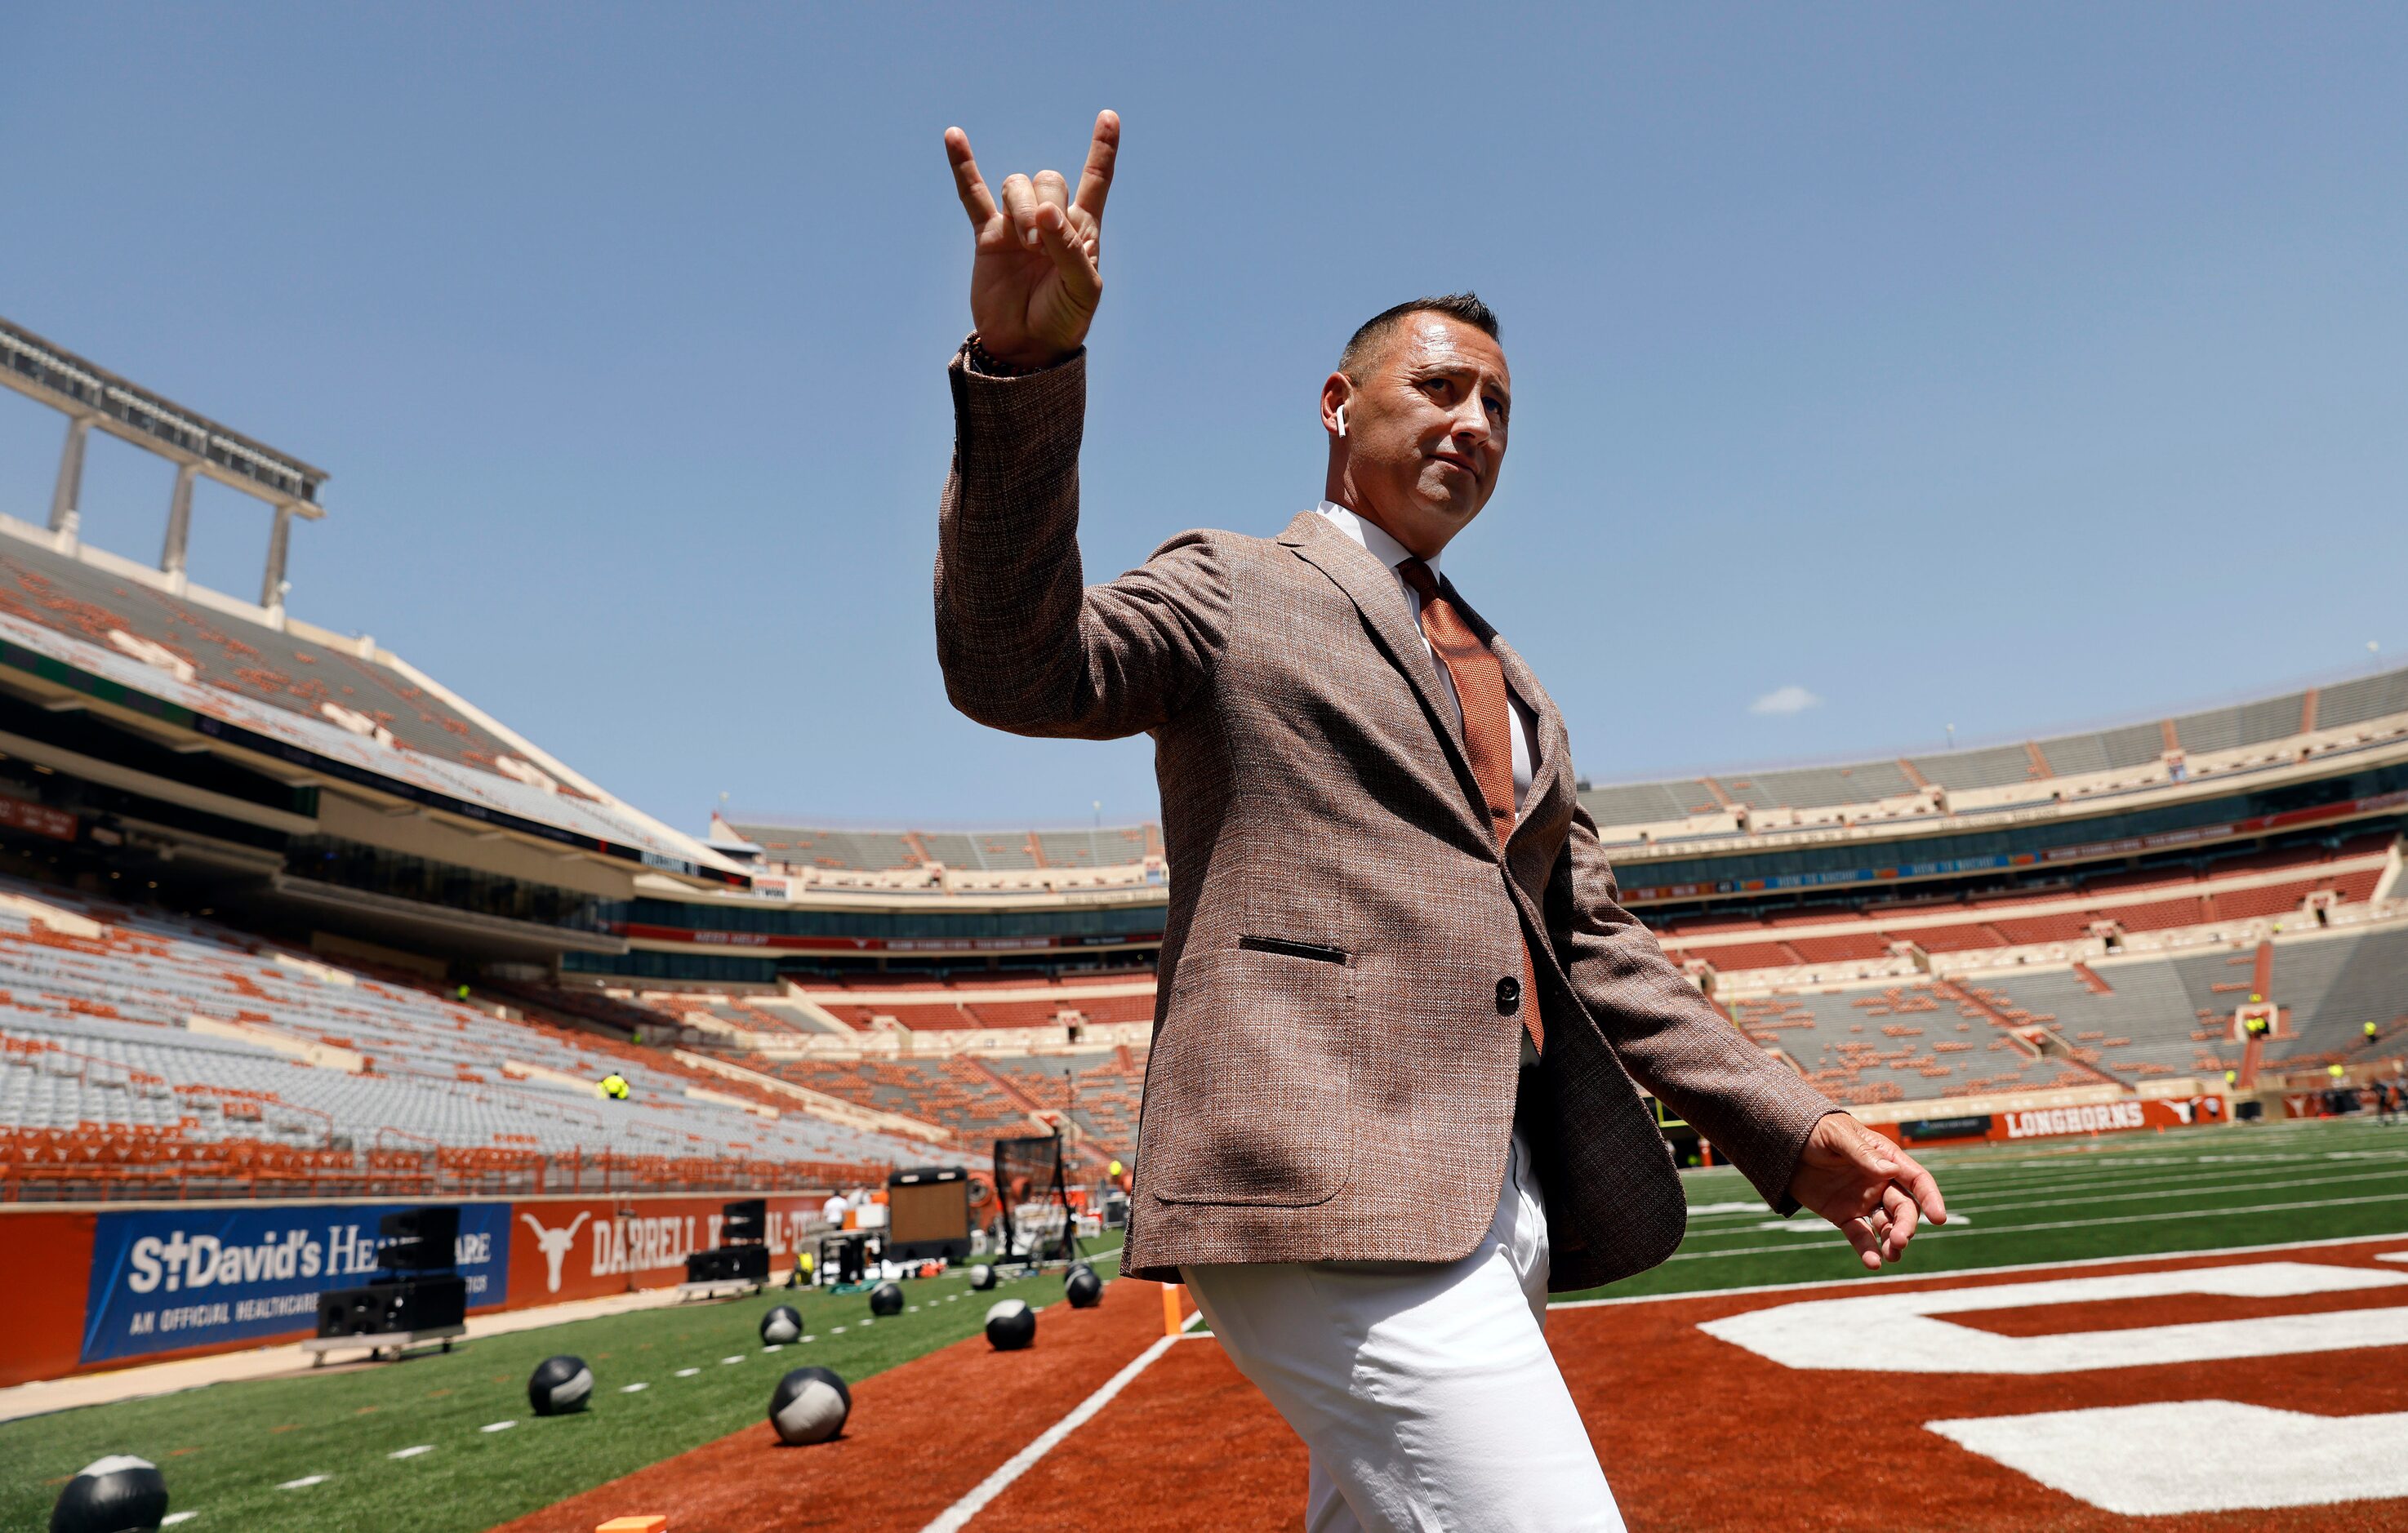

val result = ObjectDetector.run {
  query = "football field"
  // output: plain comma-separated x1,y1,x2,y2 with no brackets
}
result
1579,1113,2408,1300
9,1116,2408,1532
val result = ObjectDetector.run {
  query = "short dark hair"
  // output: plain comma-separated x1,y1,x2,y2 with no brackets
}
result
1338,292,1500,381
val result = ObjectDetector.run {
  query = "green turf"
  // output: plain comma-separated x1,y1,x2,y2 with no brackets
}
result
0,1239,1119,1533
15,1120,2408,1531
1558,1115,2408,1301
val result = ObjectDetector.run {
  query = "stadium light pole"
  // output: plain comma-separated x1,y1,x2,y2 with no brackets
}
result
47,414,91,539
4,315,328,619
161,464,197,579
260,504,299,612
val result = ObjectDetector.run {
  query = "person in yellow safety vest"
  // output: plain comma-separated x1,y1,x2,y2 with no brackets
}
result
2368,1022,2383,1045
600,1072,630,1100
2224,1069,2237,1087
788,1247,814,1290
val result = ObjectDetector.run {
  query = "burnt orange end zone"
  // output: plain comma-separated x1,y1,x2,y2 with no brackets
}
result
514,1242,2408,1532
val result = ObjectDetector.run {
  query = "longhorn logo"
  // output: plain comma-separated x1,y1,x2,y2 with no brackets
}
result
519,1211,592,1293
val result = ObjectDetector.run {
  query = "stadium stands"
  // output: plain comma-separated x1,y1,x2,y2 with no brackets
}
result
1580,664,2408,845
776,972,1156,1036
732,817,1159,874
987,1048,1147,1158
1656,833,2398,984
0,537,529,781
1729,986,2097,1106
0,875,945,1198
1717,918,2408,1106
760,1056,1036,1144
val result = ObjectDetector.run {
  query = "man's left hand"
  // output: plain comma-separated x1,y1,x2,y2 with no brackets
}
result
1787,1112,1947,1269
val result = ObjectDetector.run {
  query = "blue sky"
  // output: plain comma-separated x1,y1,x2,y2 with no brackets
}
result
2,5,2401,834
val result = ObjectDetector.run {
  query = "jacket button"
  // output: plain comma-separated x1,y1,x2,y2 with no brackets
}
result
1495,975,1521,1016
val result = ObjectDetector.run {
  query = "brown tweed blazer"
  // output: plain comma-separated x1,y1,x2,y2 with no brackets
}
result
935,346,1839,1291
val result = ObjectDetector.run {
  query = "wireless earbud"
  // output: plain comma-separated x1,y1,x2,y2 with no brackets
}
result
1333,404,1348,438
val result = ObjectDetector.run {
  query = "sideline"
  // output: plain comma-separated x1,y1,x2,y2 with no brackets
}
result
1549,1229,2408,1310
2,1247,1125,1427
919,1306,1207,1533
0,1283,698,1425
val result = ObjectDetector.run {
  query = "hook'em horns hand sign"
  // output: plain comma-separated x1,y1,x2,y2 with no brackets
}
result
944,109,1119,371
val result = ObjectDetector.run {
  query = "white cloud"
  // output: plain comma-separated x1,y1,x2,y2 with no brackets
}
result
1750,684,1823,718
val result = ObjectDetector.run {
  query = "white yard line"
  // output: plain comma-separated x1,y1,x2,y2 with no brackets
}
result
1680,1165,2408,1240
1664,1191,2408,1262
1551,1229,2408,1309
1947,1166,2408,1218
919,1309,1204,1533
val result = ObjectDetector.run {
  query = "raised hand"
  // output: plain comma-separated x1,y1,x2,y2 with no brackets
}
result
945,110,1118,370
1787,1113,1948,1270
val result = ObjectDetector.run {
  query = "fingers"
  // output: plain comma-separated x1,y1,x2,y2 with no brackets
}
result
944,127,999,230
998,173,1041,249
1880,1184,1919,1261
1032,168,1070,216
1032,202,1101,305
1074,109,1119,220
1839,1215,1881,1272
1893,1147,1948,1225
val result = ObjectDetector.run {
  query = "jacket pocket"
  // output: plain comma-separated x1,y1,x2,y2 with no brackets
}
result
1143,944,1354,1207
1236,935,1350,966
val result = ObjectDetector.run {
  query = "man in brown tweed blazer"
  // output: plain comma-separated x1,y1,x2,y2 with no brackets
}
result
936,112,1947,1531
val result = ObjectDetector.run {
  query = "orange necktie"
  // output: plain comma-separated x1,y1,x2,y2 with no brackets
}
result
1398,558,1542,1055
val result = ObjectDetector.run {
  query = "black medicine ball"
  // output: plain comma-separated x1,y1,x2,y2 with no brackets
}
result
760,1304,803,1344
984,1297,1036,1351
1064,1264,1104,1309
868,1281,904,1317
968,1263,997,1291
528,1354,594,1416
768,1365,851,1445
51,1454,168,1533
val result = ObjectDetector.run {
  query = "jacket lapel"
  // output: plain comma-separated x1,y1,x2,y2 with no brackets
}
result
1278,512,1491,846
1489,636,1569,853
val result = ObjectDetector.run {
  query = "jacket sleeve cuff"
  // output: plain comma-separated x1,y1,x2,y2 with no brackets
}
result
948,340,1088,464
1763,1106,1847,1217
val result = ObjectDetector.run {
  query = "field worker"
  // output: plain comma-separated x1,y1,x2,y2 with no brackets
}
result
822,1191,848,1229
2368,1021,2383,1045
789,1246,814,1290
932,112,1947,1531
599,1071,629,1100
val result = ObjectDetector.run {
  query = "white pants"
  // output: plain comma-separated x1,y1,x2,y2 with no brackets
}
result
1182,1128,1624,1533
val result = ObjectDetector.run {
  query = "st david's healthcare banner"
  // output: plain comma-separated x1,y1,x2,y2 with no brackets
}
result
78,1201,512,1365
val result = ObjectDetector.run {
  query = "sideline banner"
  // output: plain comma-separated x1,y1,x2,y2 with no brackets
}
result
78,1202,512,1366
1880,1093,2223,1149
506,1194,827,1307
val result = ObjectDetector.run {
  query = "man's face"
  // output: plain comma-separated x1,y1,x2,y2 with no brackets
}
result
1333,314,1511,558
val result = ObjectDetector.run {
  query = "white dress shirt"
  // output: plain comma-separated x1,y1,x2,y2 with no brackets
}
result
1315,501,1535,813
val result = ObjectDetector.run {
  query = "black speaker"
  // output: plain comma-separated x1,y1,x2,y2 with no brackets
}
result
684,1245,771,1284
316,1274,467,1336
376,1206,461,1273
721,1198,768,1245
